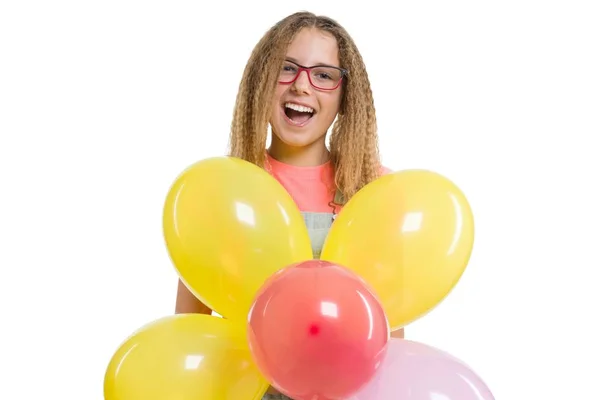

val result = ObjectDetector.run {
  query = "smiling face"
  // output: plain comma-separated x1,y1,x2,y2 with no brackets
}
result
269,28,343,154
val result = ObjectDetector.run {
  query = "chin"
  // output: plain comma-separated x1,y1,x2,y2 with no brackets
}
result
273,131,322,148
271,114,327,150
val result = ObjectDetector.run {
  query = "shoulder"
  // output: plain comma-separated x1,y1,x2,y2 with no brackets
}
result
379,165,393,176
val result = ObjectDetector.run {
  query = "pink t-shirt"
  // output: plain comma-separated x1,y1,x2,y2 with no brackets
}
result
266,152,391,215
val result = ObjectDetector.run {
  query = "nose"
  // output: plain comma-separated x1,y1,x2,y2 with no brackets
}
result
291,70,312,94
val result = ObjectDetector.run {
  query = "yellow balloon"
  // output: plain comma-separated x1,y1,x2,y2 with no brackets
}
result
104,314,269,400
163,156,313,321
321,169,475,330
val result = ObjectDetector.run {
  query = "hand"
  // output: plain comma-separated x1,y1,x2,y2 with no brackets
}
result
391,328,405,338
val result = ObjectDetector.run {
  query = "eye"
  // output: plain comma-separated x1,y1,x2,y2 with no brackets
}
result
316,72,333,80
282,64,297,73
312,67,340,81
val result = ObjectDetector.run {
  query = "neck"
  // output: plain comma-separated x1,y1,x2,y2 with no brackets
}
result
268,137,330,167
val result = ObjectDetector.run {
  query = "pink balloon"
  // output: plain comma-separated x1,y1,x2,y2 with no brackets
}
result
350,339,494,400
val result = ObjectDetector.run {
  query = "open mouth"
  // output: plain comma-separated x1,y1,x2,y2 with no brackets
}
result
283,102,315,125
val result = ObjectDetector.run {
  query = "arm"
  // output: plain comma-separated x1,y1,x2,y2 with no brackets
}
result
391,328,405,339
175,279,212,314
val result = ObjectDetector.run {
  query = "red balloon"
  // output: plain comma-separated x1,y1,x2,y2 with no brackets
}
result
247,260,390,400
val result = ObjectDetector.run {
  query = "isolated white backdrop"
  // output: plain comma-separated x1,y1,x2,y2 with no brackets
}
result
1,1,599,399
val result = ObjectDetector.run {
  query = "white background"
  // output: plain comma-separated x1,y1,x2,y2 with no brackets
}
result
1,1,599,399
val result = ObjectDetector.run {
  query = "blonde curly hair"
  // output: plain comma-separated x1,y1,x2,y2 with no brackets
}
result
228,11,382,204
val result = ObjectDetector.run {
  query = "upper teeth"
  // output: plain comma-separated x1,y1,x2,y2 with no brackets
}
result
285,103,314,113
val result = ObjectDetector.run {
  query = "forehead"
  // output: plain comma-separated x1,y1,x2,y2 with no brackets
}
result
285,28,340,67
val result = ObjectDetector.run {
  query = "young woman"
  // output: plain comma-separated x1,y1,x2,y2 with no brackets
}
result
175,11,404,399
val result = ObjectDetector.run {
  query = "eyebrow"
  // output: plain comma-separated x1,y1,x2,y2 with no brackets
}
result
285,56,340,69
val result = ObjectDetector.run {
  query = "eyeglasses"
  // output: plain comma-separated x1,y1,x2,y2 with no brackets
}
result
278,60,347,91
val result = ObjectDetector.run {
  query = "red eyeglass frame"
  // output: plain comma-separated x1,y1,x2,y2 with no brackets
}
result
278,60,348,91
